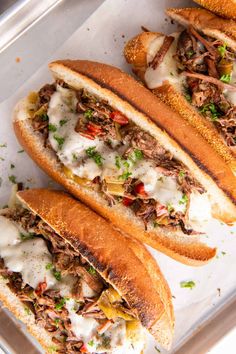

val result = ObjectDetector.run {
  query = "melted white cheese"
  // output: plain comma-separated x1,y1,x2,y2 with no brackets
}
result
225,62,236,105
188,192,211,230
132,160,186,213
145,32,184,91
66,299,145,354
48,86,210,225
0,216,56,289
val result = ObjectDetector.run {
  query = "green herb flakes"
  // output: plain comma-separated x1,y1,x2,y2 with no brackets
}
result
45,263,53,270
48,124,57,132
0,143,7,148
217,43,227,57
55,298,66,310
8,175,17,184
115,155,121,169
167,203,174,213
20,232,35,241
88,266,96,275
180,280,196,289
10,163,15,169
24,307,31,315
84,109,93,119
53,270,62,281
59,119,67,126
179,194,188,205
88,339,95,347
53,135,65,149
200,103,220,121
86,146,104,166
220,74,231,83
118,171,132,180
155,347,161,353
41,113,49,121
185,94,192,103
187,50,194,58
17,149,24,153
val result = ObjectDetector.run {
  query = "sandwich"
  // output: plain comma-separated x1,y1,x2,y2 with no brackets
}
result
193,0,236,20
13,60,236,265
124,8,236,172
0,188,174,353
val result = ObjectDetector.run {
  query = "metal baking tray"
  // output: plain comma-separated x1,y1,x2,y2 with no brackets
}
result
0,0,236,353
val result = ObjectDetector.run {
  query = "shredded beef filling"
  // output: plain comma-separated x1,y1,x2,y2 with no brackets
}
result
175,27,236,147
31,81,205,235
1,207,134,354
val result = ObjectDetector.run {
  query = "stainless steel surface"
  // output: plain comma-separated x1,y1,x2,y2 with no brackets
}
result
0,307,41,354
0,0,19,15
0,0,104,102
174,293,236,354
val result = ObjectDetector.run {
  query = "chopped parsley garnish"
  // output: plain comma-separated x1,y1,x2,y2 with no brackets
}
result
17,149,24,153
86,146,104,166
218,43,227,57
54,318,60,326
0,157,4,161
155,347,161,353
53,270,62,281
179,170,185,178
88,266,96,275
129,149,143,163
179,194,188,205
220,74,231,83
187,50,194,58
88,339,95,347
55,298,66,310
41,113,49,121
180,280,196,289
59,119,67,126
153,221,159,228
84,109,93,119
24,307,31,315
48,124,57,132
167,203,174,213
8,175,17,184
10,163,15,169
48,345,58,353
115,155,121,169
53,135,65,149
222,251,226,256
72,153,78,162
118,171,132,180
170,72,174,76
200,103,220,121
45,263,53,270
20,232,35,241
185,94,192,103
101,335,111,349
0,143,7,148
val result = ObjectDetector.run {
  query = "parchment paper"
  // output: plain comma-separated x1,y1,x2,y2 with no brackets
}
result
0,0,236,353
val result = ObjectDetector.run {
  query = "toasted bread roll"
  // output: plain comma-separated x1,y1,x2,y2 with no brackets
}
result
14,60,236,265
0,189,174,351
193,0,236,20
124,9,236,172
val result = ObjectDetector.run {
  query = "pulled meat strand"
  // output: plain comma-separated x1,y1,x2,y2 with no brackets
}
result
188,26,219,59
149,36,175,70
182,71,236,91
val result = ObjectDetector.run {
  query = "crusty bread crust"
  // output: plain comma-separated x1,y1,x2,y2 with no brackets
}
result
166,8,236,51
17,189,174,348
0,277,57,354
13,97,217,266
47,61,236,218
153,84,236,169
193,0,236,20
124,31,236,171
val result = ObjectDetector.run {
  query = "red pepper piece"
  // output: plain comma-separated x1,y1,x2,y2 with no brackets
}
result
110,111,129,125
123,197,134,206
35,281,47,296
134,182,148,196
79,131,96,140
80,344,88,353
87,122,102,134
